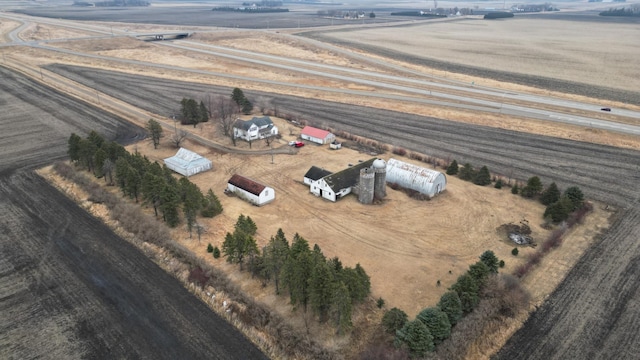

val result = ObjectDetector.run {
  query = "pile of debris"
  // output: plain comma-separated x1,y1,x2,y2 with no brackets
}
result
497,219,535,246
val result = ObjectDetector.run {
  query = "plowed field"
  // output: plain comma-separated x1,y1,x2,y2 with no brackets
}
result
0,66,267,359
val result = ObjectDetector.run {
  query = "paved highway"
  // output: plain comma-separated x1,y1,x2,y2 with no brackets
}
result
1,12,639,137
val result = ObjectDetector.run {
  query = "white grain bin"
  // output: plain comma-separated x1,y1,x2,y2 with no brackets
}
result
373,158,387,199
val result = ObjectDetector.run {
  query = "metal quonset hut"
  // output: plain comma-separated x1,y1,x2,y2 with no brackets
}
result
300,126,336,145
386,158,446,197
227,174,275,206
163,148,212,177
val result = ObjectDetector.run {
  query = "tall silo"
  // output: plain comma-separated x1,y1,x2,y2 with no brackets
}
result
373,158,387,199
358,167,375,204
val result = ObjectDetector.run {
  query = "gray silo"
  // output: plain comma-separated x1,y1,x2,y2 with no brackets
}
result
373,158,387,199
358,167,375,204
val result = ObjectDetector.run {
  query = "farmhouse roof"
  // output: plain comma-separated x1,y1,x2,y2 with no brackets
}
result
304,166,333,181
228,174,266,196
323,158,376,192
234,116,274,131
301,126,332,139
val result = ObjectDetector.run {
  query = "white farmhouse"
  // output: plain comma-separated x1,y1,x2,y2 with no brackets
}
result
233,116,278,142
300,126,335,145
163,148,212,177
385,158,446,197
227,174,275,206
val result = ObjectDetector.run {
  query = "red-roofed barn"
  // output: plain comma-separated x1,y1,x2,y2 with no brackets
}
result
300,126,336,145
227,174,275,206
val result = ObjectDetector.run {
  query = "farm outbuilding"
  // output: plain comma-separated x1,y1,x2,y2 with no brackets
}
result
163,148,212,177
385,158,447,197
303,166,333,186
310,158,376,202
300,126,335,145
227,174,275,206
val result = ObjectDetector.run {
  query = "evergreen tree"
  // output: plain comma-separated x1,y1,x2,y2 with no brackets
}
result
241,99,254,115
544,196,574,223
309,259,335,322
87,130,105,149
94,148,107,178
395,320,434,357
67,133,82,164
473,165,492,186
262,228,289,294
331,282,352,335
564,186,584,211
231,88,247,108
521,176,543,198
511,183,519,195
449,273,480,313
125,166,141,202
146,119,164,149
198,101,209,123
141,172,164,217
160,183,180,227
446,159,459,175
494,179,503,189
183,181,204,238
480,250,500,273
468,261,490,287
458,163,475,181
416,307,451,345
282,234,312,312
437,291,463,326
382,307,409,334
540,182,561,206
115,157,129,194
201,189,223,217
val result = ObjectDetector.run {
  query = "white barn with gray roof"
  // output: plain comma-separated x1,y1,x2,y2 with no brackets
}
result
385,158,446,197
163,148,212,177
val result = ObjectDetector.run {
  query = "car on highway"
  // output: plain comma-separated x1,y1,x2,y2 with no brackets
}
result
601,107,611,112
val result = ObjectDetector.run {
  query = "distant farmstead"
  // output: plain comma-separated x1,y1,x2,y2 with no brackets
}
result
233,116,278,142
227,174,275,206
307,158,388,204
385,158,446,197
300,126,335,145
163,148,212,177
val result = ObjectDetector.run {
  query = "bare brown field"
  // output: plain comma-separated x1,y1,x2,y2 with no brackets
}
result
318,18,640,93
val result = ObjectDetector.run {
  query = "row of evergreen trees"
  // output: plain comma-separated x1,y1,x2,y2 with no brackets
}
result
513,176,584,223
67,132,223,233
446,160,585,223
222,216,371,333
383,251,501,357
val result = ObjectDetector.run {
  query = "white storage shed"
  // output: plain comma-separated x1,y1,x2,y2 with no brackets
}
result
385,158,446,197
227,174,275,206
163,148,212,177
300,126,335,145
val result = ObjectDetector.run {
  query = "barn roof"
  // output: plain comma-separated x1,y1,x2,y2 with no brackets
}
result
163,148,212,176
323,158,376,192
228,174,266,196
304,166,333,181
301,126,332,139
234,116,274,131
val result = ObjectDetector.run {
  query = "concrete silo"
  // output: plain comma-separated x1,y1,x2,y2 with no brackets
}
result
373,158,387,199
358,167,375,204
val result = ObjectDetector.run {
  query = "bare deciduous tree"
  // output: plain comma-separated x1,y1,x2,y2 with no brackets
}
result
213,95,239,139
171,129,188,148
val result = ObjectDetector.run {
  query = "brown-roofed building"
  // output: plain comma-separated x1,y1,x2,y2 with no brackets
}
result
227,174,275,206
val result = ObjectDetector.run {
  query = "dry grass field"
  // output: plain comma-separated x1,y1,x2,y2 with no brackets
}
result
125,116,609,322
319,18,640,93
